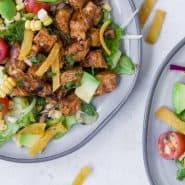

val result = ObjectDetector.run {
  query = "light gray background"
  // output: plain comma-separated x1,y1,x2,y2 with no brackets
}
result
1,0,185,184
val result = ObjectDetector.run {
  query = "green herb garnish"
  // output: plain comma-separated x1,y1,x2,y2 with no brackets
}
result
30,54,45,65
65,81,80,91
17,80,24,88
81,102,97,116
47,71,56,78
64,55,75,69
0,20,25,43
0,103,4,110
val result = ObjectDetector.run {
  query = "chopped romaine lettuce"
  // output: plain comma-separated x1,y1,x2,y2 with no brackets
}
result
114,55,135,75
173,82,185,114
176,159,185,180
0,98,36,145
76,103,99,125
103,22,124,69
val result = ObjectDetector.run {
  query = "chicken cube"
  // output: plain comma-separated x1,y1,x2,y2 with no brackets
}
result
89,28,101,47
82,1,102,26
61,94,81,116
95,71,117,96
83,50,107,68
55,7,73,34
33,29,57,52
68,0,88,9
60,67,83,87
65,40,90,62
70,12,89,40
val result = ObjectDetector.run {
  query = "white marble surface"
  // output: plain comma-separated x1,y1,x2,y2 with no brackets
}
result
1,1,185,184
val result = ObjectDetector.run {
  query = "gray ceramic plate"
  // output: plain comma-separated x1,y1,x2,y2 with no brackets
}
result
143,37,185,184
0,0,141,163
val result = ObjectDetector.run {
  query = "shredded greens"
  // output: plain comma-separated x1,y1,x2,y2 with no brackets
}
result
0,20,25,43
176,159,185,180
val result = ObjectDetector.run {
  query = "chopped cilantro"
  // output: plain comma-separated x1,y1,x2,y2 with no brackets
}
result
36,97,46,107
65,82,80,91
47,71,56,78
0,103,4,111
30,54,45,65
17,80,23,88
64,55,75,69
81,102,97,116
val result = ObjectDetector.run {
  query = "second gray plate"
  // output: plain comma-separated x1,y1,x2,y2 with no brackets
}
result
143,37,185,184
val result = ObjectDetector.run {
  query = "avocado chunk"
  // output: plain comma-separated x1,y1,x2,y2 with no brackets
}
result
0,0,16,20
172,82,185,114
75,72,100,103
18,134,40,148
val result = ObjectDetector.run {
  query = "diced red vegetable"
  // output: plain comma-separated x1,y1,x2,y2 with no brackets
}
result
0,39,9,63
158,131,185,160
24,0,50,14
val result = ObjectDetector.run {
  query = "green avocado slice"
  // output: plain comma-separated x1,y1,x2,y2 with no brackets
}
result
172,82,185,114
0,0,16,20
18,134,40,148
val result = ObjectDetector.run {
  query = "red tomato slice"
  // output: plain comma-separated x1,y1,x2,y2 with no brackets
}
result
24,0,50,14
0,39,9,63
0,97,9,115
158,131,185,160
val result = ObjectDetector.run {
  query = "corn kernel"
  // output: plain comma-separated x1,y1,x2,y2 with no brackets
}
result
16,3,25,11
4,81,13,91
33,20,42,31
7,78,16,87
0,120,7,131
43,17,53,26
16,0,23,4
14,12,21,21
25,20,31,30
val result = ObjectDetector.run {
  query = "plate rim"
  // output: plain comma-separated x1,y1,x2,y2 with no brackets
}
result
143,37,185,185
0,0,142,163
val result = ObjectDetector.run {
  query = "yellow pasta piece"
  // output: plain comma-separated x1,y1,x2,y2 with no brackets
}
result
72,166,92,185
18,29,34,60
100,20,111,55
36,43,60,77
29,124,67,156
155,106,185,135
138,0,156,28
52,54,60,92
145,9,166,44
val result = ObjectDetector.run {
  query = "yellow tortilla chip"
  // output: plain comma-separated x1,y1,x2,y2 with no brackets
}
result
18,30,34,60
36,43,60,77
72,166,92,185
155,106,185,135
138,0,156,28
17,123,46,136
52,54,61,92
145,9,166,44
29,124,67,156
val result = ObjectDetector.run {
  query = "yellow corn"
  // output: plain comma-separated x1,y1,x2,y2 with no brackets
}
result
0,77,16,98
42,16,53,26
25,20,42,31
16,3,25,11
14,12,21,21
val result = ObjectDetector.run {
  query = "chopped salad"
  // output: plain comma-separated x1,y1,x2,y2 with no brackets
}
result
156,64,185,181
0,0,136,156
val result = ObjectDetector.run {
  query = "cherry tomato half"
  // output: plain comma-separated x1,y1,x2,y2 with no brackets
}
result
24,0,50,14
158,131,185,160
0,39,9,63
0,97,9,115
